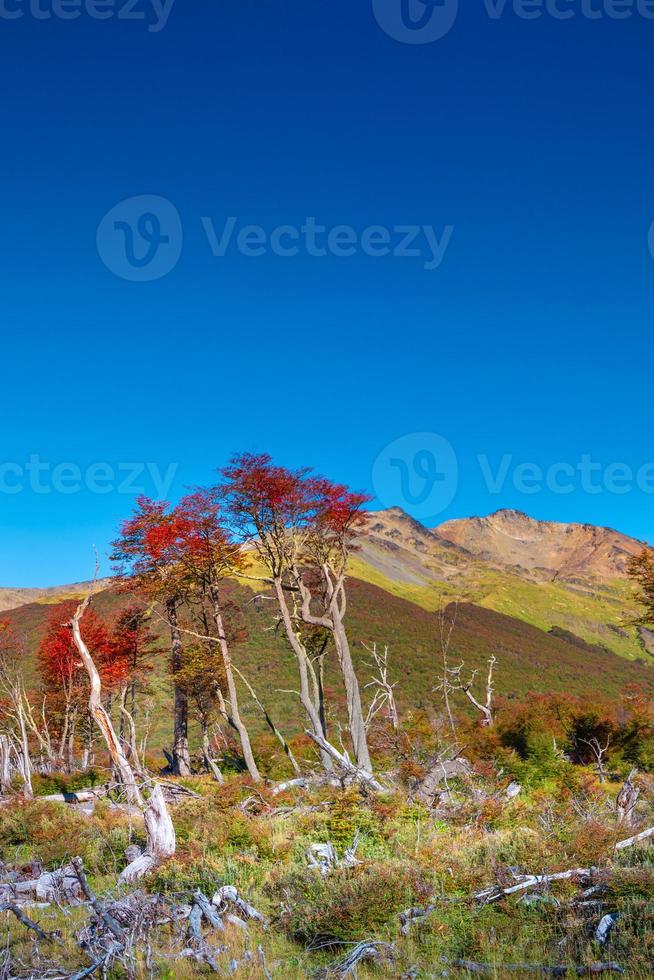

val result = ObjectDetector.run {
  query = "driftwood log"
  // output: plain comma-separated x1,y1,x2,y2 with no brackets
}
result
304,732,384,792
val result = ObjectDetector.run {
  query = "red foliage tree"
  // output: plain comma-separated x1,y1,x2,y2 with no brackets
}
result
222,453,373,772
38,601,114,766
112,496,192,775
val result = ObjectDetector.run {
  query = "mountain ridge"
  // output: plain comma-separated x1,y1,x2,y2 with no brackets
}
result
435,508,645,583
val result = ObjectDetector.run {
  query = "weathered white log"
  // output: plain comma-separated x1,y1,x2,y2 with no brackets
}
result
414,757,472,806
307,842,338,875
304,731,384,792
38,790,102,804
211,885,266,925
475,868,592,904
322,941,395,977
271,776,312,795
614,823,654,850
596,913,618,946
119,783,176,883
193,890,224,931
12,864,84,904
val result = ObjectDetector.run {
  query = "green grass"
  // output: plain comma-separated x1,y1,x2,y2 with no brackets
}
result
349,555,646,662
3,765,654,978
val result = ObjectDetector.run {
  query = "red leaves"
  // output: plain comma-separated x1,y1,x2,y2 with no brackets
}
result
221,453,312,534
112,496,179,574
307,477,371,538
173,487,243,577
38,601,117,697
222,452,370,547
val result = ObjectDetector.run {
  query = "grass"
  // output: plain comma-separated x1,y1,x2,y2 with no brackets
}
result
3,761,654,977
348,554,646,662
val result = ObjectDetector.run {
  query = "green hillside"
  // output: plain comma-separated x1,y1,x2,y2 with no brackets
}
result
349,554,646,662
4,576,652,764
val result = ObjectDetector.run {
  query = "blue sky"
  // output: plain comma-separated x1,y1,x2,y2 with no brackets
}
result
1,1,654,584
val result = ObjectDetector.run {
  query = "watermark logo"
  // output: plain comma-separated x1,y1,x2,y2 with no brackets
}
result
372,0,459,43
97,195,182,282
373,433,459,519
201,216,453,271
0,456,178,497
373,0,654,44
0,0,176,30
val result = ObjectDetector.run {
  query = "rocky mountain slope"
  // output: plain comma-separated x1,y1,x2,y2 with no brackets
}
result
0,579,111,614
352,508,649,663
436,508,644,583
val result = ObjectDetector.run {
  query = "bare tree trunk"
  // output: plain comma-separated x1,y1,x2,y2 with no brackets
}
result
69,599,144,809
67,707,77,772
326,571,372,773
209,585,260,783
0,735,12,792
17,703,33,798
273,578,333,772
119,783,176,883
166,598,192,777
70,596,176,881
58,702,70,763
462,656,496,727
231,663,301,775
201,726,224,784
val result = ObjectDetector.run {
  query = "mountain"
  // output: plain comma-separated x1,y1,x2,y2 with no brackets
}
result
351,508,649,663
436,509,644,584
0,580,112,614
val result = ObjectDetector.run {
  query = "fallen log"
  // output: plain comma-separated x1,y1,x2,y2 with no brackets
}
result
413,757,473,806
475,868,593,905
304,732,384,792
71,857,124,942
442,960,624,976
614,823,654,850
318,941,395,978
211,885,267,926
193,889,224,931
0,901,59,942
8,863,84,904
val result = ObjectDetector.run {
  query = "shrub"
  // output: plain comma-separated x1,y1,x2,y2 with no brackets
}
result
267,861,432,943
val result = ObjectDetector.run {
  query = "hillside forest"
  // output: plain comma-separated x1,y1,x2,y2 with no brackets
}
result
2,453,654,978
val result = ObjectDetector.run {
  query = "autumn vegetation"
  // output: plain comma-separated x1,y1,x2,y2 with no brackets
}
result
1,455,654,977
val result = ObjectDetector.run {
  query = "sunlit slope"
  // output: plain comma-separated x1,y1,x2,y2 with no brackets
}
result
352,509,648,662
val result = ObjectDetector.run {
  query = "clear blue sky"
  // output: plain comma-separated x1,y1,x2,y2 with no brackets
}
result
1,1,654,585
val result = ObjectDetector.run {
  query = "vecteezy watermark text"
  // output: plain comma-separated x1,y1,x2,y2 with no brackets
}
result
0,0,175,31
0,456,178,497
373,434,654,519
96,196,455,281
373,0,654,44
478,454,654,496
201,216,454,271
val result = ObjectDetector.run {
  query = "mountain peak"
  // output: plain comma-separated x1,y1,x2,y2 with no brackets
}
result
435,510,643,581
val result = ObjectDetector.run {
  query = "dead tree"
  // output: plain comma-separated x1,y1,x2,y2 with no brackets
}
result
0,735,11,792
434,601,460,740
69,596,176,881
577,735,611,784
616,768,639,826
362,643,399,731
455,656,497,728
